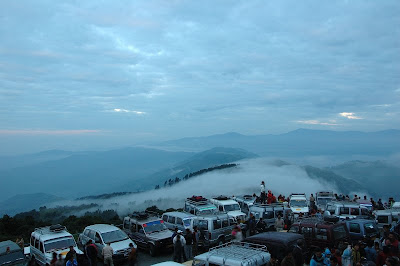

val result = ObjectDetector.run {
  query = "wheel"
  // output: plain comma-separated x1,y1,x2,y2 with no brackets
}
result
149,244,157,257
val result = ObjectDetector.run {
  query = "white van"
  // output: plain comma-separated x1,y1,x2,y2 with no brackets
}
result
30,224,83,266
289,193,309,215
209,196,247,223
161,211,196,231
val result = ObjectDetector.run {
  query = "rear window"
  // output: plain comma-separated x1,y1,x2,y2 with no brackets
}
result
333,225,347,240
213,220,221,229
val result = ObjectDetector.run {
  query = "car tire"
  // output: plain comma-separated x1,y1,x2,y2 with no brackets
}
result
149,244,157,257
217,237,224,246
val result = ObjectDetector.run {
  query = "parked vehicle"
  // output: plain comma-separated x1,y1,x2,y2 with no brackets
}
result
184,196,217,215
234,195,256,216
78,224,136,262
315,191,335,211
357,199,373,211
30,224,83,266
209,196,247,223
161,211,196,231
249,202,292,231
374,210,399,230
324,200,370,220
345,219,379,243
288,217,349,249
0,240,27,266
192,241,270,266
289,193,309,215
122,212,172,256
193,213,235,247
244,232,307,262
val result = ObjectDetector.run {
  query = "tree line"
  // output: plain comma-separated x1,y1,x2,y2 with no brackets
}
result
155,163,237,189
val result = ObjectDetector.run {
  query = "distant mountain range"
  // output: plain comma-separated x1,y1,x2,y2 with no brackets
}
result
157,129,400,156
0,193,64,216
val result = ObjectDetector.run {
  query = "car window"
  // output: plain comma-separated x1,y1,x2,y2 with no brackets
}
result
302,227,313,238
177,217,183,225
84,229,90,237
168,216,175,224
275,210,283,218
350,208,360,215
316,228,328,240
349,223,361,233
361,208,369,216
219,206,224,212
340,207,349,215
326,205,336,214
242,204,249,213
130,223,137,232
333,225,347,240
197,220,208,231
30,236,35,246
263,211,274,220
40,242,44,252
213,220,221,229
88,230,95,240
162,215,168,222
364,223,377,234
123,219,130,229
377,215,389,224
289,226,299,233
35,239,40,249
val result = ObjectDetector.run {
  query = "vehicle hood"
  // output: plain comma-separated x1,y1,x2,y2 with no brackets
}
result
110,238,136,251
148,230,173,241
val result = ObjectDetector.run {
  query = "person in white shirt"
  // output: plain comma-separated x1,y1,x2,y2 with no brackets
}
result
260,181,266,204
173,231,186,262
102,243,114,266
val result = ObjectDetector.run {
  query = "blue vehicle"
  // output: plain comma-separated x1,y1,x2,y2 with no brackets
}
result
345,219,379,243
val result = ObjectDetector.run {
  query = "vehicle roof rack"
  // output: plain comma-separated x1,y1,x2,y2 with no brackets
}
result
34,224,67,234
130,212,149,220
206,241,269,263
213,195,231,201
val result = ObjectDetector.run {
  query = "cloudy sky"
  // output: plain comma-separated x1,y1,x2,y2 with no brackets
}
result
0,0,399,154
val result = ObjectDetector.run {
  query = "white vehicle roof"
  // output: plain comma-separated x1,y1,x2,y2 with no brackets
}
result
32,226,73,242
330,201,361,208
211,199,239,205
316,191,334,197
392,202,400,208
85,224,121,233
163,211,196,219
194,242,270,266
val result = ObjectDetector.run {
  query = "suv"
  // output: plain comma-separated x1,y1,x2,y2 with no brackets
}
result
78,224,136,262
289,193,309,215
30,224,83,266
234,195,256,216
161,211,196,231
249,202,292,231
209,196,247,223
316,191,335,211
0,240,27,266
288,217,349,249
192,241,270,266
123,212,173,256
345,219,379,243
324,200,370,220
184,196,217,215
193,213,235,248
244,232,307,262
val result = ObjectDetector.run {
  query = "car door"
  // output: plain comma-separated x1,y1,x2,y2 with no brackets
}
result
348,222,362,241
94,231,104,258
130,224,147,249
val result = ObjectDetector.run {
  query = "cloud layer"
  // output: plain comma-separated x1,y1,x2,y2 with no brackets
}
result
0,1,399,154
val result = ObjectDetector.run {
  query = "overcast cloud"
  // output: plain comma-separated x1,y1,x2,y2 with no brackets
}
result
0,0,399,154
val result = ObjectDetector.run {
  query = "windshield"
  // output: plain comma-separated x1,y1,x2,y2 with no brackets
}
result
291,200,307,207
317,198,333,206
333,225,347,240
198,208,216,215
364,223,377,235
143,220,167,233
377,215,389,224
101,230,129,243
183,218,192,227
224,204,240,212
44,237,76,252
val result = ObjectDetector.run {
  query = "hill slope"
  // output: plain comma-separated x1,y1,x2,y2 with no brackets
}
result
0,193,64,216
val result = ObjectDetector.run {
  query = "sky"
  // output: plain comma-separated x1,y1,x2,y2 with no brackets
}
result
0,0,399,155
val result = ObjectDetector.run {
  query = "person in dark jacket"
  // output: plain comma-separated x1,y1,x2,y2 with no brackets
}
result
85,240,98,266
292,239,305,266
248,214,256,236
281,247,295,266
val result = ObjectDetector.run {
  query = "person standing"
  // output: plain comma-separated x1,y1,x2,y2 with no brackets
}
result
192,226,200,256
184,228,193,260
260,181,266,204
50,252,57,266
66,256,77,266
275,215,284,232
85,240,97,266
248,213,256,236
55,254,64,266
65,246,76,262
173,231,186,263
102,243,114,266
127,243,137,266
